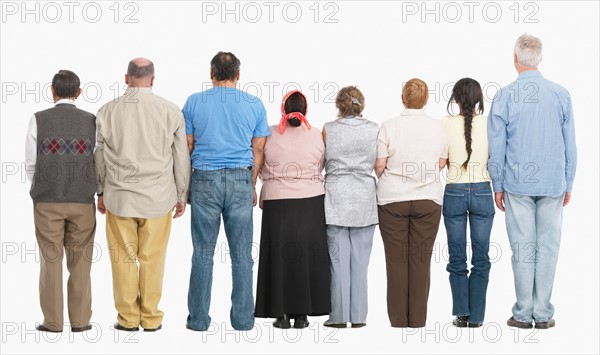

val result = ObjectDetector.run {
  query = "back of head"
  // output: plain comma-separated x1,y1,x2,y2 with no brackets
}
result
514,33,543,68
210,51,241,82
402,78,428,109
127,58,155,87
284,92,307,127
52,70,80,99
447,78,484,117
336,86,365,118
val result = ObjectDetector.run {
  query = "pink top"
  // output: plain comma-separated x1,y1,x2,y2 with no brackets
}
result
259,124,325,202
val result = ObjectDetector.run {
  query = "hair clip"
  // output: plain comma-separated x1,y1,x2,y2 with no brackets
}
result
350,97,360,105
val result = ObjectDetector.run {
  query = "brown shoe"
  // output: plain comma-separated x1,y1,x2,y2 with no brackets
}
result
351,323,366,328
506,317,533,329
36,324,62,333
535,319,555,329
144,324,162,332
324,321,347,328
71,324,92,332
113,322,139,331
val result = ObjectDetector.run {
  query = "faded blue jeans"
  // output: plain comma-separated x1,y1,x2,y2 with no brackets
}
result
504,192,564,323
186,168,255,331
443,182,495,324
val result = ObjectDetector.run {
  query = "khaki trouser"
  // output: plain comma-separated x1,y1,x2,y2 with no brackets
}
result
106,210,172,329
378,200,441,328
34,202,96,331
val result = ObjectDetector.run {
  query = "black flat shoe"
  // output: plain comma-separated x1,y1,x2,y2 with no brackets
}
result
71,324,92,332
468,322,483,328
294,315,309,329
144,324,162,332
36,324,62,333
452,316,469,328
351,323,366,328
324,320,347,328
273,314,291,329
113,322,139,331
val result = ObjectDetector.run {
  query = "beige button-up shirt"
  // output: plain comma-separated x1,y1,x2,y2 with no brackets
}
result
95,87,191,218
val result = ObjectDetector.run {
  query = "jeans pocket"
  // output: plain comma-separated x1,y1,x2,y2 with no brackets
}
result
234,179,253,205
443,190,465,217
473,192,495,217
194,180,215,203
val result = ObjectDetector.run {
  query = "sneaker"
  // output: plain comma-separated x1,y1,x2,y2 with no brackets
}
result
535,319,555,329
506,317,533,329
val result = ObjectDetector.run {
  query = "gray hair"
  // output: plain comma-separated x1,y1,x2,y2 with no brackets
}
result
127,59,155,78
514,33,542,68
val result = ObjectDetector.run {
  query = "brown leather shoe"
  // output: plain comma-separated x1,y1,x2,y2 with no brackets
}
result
36,324,62,333
113,322,139,331
324,321,347,328
506,317,533,329
351,323,366,328
71,324,92,332
143,324,162,332
535,319,555,329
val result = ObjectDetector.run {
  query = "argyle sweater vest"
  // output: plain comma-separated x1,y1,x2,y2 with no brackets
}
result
30,104,96,203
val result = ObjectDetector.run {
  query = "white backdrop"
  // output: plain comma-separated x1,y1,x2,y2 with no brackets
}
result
1,1,598,354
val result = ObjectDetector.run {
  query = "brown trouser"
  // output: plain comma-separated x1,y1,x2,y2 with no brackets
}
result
378,200,441,328
34,202,96,331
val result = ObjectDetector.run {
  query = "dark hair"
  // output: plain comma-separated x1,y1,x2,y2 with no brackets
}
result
336,86,365,117
447,78,484,169
127,59,154,78
210,51,241,81
51,70,80,98
284,92,307,127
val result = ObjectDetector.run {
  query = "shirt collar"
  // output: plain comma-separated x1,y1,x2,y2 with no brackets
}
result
125,87,153,95
55,98,76,106
517,70,543,79
400,108,426,116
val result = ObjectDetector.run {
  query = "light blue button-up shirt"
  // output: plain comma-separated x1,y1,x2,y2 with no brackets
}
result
488,70,577,196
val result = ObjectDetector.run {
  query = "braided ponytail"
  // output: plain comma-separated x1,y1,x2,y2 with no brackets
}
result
446,78,485,171
462,103,474,170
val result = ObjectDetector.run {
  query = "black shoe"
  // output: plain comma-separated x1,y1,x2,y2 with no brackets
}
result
324,320,347,328
144,324,162,332
71,324,92,332
535,319,555,329
468,322,483,328
452,316,469,328
351,323,366,328
294,315,309,329
113,322,139,331
36,324,62,333
506,317,533,329
273,314,291,329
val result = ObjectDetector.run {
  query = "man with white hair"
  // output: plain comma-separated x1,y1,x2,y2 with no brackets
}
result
488,34,577,329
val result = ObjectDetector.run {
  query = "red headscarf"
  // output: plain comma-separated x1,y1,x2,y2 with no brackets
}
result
279,90,311,134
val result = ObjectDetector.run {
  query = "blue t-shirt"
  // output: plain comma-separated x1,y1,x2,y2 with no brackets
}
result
183,87,271,170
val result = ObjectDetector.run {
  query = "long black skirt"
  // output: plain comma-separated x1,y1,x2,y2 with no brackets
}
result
254,195,331,318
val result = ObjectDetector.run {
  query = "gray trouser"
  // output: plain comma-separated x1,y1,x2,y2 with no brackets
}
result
326,224,376,323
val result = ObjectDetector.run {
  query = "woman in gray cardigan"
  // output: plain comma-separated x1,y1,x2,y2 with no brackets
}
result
322,86,379,328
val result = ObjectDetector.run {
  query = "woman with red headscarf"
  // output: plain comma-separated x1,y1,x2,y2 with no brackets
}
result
254,91,331,329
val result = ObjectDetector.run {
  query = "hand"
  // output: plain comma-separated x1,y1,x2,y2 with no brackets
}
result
97,196,106,214
253,188,257,207
259,199,263,210
173,201,186,218
494,192,505,212
563,192,572,207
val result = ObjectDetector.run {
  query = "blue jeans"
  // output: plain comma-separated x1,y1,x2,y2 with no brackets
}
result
187,168,255,331
443,182,495,324
504,192,564,322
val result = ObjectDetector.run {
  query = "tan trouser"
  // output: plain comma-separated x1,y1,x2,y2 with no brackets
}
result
106,210,172,329
34,202,96,331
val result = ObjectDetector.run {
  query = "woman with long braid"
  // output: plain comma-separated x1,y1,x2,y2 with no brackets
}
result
442,78,495,328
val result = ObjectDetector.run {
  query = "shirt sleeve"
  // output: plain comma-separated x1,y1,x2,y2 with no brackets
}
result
94,108,106,195
172,110,192,203
487,92,508,193
377,123,390,159
440,123,449,159
182,97,194,135
25,114,37,183
562,91,577,192
253,101,271,137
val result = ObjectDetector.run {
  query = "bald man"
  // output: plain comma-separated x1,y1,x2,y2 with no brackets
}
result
95,58,191,332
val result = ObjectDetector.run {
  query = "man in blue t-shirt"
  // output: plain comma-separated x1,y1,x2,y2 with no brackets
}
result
183,51,271,331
